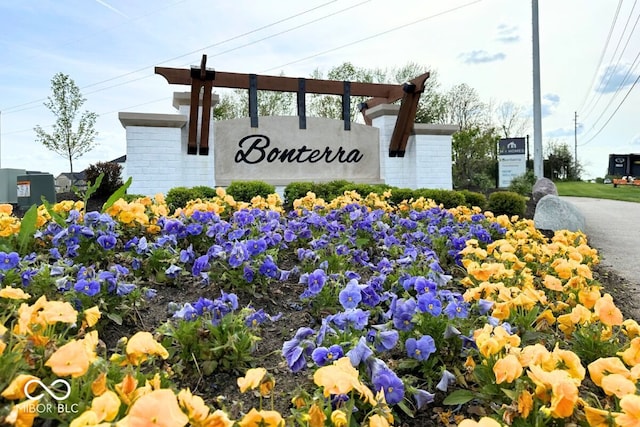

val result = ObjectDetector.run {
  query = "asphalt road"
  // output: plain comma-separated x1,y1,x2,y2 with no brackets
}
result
561,197,640,286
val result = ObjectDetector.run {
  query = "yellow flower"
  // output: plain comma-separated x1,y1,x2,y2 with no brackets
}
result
91,390,121,422
177,388,210,423
623,319,640,339
617,394,640,426
584,406,618,427
115,373,138,406
45,333,98,378
69,410,100,427
458,417,503,426
588,357,631,387
331,410,348,427
548,378,578,418
125,331,169,366
619,337,640,366
594,293,623,326
39,300,78,325
517,390,533,419
237,368,266,393
493,354,523,384
313,357,375,405
542,275,563,291
1,374,40,400
308,403,326,427
91,372,107,396
601,373,636,398
83,306,101,328
5,399,39,427
368,414,390,427
118,389,189,427
238,408,284,427
551,346,585,381
0,286,31,300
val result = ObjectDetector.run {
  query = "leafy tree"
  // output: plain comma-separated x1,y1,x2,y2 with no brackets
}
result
444,83,486,130
34,73,98,178
544,139,582,180
452,126,500,190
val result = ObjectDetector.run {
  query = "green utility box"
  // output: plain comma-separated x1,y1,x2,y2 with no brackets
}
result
0,168,27,204
17,173,56,210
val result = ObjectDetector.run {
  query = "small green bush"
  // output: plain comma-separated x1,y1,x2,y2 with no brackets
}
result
487,191,526,217
321,179,353,200
414,189,466,209
338,183,391,198
388,187,415,205
166,187,197,212
225,180,276,202
508,170,536,196
283,182,316,209
191,185,217,199
84,161,123,198
122,194,145,203
459,190,487,210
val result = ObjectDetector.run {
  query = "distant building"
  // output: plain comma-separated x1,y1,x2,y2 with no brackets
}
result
608,153,640,177
55,172,87,193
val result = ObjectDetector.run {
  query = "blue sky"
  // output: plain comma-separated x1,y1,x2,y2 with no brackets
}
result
1,0,639,180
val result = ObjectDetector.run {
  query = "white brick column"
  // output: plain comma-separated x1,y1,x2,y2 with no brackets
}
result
413,124,458,189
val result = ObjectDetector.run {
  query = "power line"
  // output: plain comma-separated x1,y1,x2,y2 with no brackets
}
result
1,0,340,113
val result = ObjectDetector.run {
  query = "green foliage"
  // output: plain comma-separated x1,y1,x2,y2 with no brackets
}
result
320,179,353,200
452,127,500,189
225,180,276,202
122,193,145,202
508,170,536,196
570,323,626,366
84,162,123,198
414,189,466,208
388,188,416,205
283,182,316,209
166,187,197,212
544,139,581,180
191,185,218,199
159,310,260,376
33,72,98,175
459,190,487,210
102,177,132,213
338,183,391,198
487,191,526,217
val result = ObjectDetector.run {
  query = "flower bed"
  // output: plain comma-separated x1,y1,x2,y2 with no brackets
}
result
0,189,638,426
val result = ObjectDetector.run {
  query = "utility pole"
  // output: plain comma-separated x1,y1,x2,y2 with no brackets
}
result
574,111,578,177
532,0,543,179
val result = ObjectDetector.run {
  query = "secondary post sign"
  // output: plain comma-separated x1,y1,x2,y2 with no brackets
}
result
498,137,526,188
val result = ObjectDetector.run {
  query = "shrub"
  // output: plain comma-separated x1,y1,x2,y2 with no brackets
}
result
487,191,526,217
191,185,217,199
338,183,391,198
320,179,353,200
388,187,415,205
414,189,466,208
84,162,123,198
122,194,145,203
508,170,536,196
226,180,276,202
284,182,316,209
166,186,197,212
459,190,487,210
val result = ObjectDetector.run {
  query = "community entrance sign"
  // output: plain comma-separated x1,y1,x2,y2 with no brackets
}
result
118,56,458,195
498,137,527,188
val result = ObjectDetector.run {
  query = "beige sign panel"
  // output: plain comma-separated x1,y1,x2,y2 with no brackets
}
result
214,116,381,185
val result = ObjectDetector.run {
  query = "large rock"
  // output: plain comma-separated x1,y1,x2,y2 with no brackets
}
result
534,195,585,232
532,177,558,205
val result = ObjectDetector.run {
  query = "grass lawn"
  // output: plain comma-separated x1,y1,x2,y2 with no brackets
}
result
556,181,640,203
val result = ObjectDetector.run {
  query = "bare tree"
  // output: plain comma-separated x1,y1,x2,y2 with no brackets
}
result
494,100,531,138
34,73,98,177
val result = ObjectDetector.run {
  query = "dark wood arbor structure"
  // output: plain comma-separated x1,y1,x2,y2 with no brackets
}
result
155,55,429,157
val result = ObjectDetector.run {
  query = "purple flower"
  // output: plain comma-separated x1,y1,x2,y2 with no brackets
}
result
392,298,417,331
282,327,316,372
193,297,215,315
436,369,456,392
180,245,195,263
347,336,373,366
192,254,210,276
367,328,399,352
165,264,182,279
258,256,279,279
246,238,267,257
371,364,404,405
0,252,20,270
417,293,442,316
116,283,137,296
243,266,254,282
412,388,435,410
173,303,198,321
405,335,436,361
74,279,101,296
97,234,117,250
304,269,327,295
478,298,494,315
338,279,362,310
443,300,469,319
21,269,37,286
228,242,248,268
413,276,437,294
219,291,238,311
311,344,344,366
